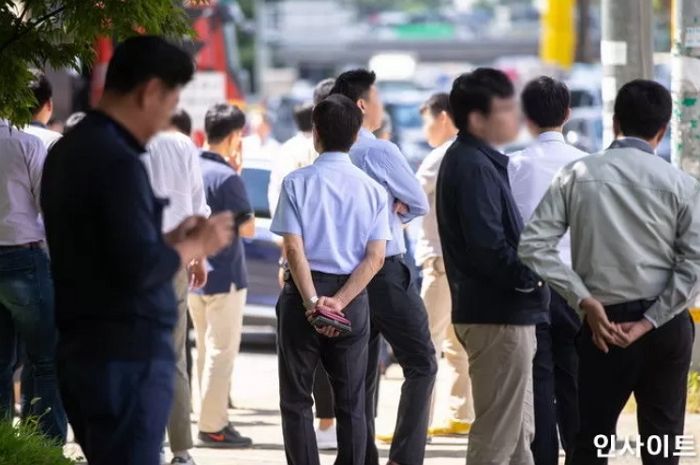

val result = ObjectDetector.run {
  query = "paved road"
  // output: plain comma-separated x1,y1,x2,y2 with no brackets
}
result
65,347,700,464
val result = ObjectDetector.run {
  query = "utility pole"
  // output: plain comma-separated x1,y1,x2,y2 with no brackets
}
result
671,0,700,178
600,0,654,146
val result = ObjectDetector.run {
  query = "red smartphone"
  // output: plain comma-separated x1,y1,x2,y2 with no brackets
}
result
310,306,352,335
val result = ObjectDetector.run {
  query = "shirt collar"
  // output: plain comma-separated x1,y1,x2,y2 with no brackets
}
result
29,120,47,129
200,150,232,168
457,131,509,169
537,131,565,143
315,151,351,164
359,127,376,140
90,110,147,154
609,137,655,155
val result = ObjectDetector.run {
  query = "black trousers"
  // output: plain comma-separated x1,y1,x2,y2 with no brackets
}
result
365,256,437,465
277,272,370,465
532,292,581,465
571,306,694,465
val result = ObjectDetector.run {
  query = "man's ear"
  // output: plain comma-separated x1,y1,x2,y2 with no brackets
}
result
612,116,621,139
136,78,160,109
563,107,572,125
357,99,366,115
654,124,668,146
467,111,482,133
46,98,54,114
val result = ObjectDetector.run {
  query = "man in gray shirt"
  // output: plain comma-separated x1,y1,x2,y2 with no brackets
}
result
519,80,700,465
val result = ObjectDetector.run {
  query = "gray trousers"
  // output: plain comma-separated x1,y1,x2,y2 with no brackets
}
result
167,268,194,452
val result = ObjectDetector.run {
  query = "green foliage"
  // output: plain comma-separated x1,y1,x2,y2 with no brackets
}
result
0,0,199,125
689,370,700,413
0,420,74,464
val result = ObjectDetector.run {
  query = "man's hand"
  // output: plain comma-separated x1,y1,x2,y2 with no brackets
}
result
194,212,235,257
304,296,346,338
165,216,205,246
188,259,208,290
614,319,654,348
394,200,409,216
580,297,620,353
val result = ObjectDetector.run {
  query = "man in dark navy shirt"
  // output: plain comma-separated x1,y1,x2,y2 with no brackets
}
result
436,68,549,465
41,36,235,465
188,103,255,449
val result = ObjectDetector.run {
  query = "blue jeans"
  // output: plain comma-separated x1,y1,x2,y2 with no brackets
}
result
0,246,67,441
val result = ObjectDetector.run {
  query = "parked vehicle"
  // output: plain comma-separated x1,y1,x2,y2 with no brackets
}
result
240,154,281,344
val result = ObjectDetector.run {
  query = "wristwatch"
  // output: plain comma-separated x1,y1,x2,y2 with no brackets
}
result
303,296,319,310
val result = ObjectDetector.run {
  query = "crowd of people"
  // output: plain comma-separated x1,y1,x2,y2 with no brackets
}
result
0,34,698,465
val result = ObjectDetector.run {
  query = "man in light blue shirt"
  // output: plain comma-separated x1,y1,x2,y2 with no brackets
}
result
271,94,391,465
331,69,436,465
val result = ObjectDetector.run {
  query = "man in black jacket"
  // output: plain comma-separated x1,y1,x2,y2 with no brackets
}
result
436,68,549,465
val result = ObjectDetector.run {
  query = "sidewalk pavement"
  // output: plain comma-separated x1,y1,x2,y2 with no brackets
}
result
65,348,700,464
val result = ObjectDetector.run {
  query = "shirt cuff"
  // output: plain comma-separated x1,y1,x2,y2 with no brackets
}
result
643,314,658,328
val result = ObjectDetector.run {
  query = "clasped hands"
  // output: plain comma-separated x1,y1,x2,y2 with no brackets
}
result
305,296,346,338
580,297,654,353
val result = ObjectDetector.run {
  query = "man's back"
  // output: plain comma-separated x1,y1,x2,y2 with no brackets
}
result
553,145,699,304
0,121,46,245
144,130,210,232
274,152,389,274
509,132,587,266
349,128,428,257
24,124,62,150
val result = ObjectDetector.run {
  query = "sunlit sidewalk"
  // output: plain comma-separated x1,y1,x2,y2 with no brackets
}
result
64,350,700,465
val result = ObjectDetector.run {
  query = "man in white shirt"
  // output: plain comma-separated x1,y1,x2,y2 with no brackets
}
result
267,102,316,215
23,71,62,149
508,77,587,465
144,109,211,465
415,93,474,438
242,111,280,163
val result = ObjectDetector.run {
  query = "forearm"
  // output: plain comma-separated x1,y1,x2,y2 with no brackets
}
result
518,238,590,311
645,262,700,327
286,246,317,303
334,255,384,308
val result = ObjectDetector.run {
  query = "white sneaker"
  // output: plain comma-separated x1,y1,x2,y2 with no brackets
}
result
171,455,196,465
159,451,167,465
315,427,338,450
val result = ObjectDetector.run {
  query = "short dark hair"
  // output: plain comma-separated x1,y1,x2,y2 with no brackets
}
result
313,78,335,105
420,92,451,118
614,79,672,140
312,94,363,152
170,108,192,136
105,36,194,94
64,112,86,133
449,68,514,131
330,69,376,103
29,71,52,115
521,77,570,128
205,103,246,144
293,103,313,133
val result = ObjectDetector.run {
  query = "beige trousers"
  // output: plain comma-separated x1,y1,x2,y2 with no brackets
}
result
188,285,247,433
422,257,474,424
454,324,536,465
167,268,194,451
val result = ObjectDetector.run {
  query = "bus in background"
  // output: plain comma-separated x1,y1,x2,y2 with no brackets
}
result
88,0,248,146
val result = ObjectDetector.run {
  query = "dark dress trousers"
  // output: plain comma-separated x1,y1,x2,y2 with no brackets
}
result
277,272,370,465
